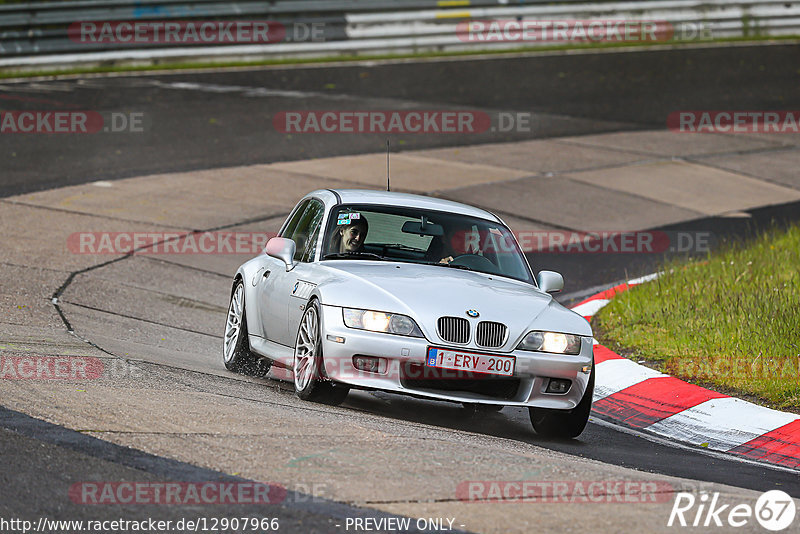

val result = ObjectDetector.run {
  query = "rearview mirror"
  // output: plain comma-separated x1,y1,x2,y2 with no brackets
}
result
265,237,296,271
402,220,444,237
537,270,563,293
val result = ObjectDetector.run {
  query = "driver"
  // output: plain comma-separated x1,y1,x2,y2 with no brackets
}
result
433,224,469,264
440,226,489,264
331,216,369,253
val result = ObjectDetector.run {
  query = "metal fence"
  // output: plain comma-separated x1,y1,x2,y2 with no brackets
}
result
1,0,798,70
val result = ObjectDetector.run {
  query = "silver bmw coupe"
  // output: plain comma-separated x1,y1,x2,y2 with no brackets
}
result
224,189,594,437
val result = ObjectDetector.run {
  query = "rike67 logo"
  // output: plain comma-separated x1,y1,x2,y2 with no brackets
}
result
668,490,796,531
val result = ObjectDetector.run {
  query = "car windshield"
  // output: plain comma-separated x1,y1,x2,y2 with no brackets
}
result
322,204,534,283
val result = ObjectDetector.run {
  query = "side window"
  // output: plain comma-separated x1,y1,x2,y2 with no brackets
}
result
285,199,324,262
280,200,310,240
301,214,323,263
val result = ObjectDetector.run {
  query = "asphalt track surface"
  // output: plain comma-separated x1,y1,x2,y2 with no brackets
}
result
2,42,800,197
2,42,800,530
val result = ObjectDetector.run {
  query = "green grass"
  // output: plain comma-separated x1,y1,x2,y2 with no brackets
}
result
594,224,800,411
2,34,799,80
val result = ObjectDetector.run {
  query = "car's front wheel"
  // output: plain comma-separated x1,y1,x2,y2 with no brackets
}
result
223,280,270,377
293,299,349,405
529,364,594,439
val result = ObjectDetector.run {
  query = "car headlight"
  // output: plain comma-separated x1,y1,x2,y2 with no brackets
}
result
342,308,424,337
517,331,581,355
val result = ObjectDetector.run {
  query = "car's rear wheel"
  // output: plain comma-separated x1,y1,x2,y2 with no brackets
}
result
223,280,270,377
293,299,349,405
529,364,594,439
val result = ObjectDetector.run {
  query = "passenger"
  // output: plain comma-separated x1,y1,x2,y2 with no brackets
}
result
331,216,369,253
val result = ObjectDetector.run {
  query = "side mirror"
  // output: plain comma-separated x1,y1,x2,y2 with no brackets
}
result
537,270,563,294
265,237,296,271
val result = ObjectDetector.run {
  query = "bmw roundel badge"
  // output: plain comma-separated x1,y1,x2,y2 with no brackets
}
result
466,309,479,318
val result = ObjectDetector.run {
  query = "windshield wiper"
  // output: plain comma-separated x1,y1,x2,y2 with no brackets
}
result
421,261,474,271
322,252,388,261
382,243,423,252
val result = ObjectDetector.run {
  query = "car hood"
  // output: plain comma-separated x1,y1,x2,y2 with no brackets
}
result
317,261,591,347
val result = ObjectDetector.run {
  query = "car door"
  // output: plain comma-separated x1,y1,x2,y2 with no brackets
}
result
257,199,308,344
284,204,325,346
260,198,325,347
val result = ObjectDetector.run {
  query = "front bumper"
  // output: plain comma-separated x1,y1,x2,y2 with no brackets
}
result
319,304,593,410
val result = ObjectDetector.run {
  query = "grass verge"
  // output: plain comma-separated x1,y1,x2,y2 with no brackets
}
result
593,224,800,412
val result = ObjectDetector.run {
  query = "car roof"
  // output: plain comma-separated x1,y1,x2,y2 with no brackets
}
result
313,189,502,223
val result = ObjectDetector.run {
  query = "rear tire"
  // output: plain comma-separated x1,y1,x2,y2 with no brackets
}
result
293,300,349,406
223,280,271,377
529,364,594,439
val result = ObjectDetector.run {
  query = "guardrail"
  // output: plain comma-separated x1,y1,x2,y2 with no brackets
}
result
1,0,798,70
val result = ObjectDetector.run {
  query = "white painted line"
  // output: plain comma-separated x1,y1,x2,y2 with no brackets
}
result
627,272,661,285
645,397,800,451
594,358,666,401
571,298,609,318
147,80,357,101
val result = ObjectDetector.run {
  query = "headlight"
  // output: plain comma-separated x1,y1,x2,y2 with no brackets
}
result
342,308,423,337
517,331,581,355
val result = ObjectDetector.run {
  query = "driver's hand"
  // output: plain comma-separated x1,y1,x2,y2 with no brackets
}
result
439,256,453,264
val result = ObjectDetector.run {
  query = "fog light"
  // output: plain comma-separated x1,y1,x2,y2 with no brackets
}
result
546,379,572,394
353,356,386,374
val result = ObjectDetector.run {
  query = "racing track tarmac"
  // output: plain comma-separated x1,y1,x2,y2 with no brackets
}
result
2,41,800,197
3,132,800,532
2,43,800,532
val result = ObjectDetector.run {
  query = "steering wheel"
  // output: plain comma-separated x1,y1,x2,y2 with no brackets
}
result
449,254,495,270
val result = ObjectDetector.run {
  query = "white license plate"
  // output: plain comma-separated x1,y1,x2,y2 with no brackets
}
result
426,347,515,376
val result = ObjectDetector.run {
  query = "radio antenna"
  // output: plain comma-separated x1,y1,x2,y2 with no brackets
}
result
386,139,391,192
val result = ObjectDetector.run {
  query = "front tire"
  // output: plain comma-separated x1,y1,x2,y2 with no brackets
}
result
529,364,594,439
223,280,271,377
293,300,349,405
